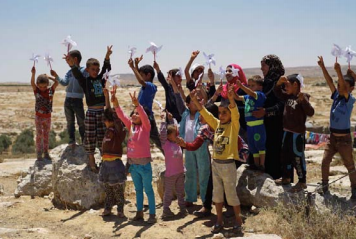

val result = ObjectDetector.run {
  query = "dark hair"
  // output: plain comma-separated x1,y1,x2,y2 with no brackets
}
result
69,50,82,64
139,65,155,81
205,103,219,118
103,108,114,122
344,75,355,87
86,58,100,68
168,68,179,77
167,124,177,135
185,95,191,104
130,106,151,118
287,74,301,88
248,75,264,86
219,99,230,111
36,74,49,85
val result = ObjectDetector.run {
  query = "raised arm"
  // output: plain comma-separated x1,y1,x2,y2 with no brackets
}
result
49,74,59,90
298,93,315,117
318,56,336,94
129,58,146,87
154,61,169,91
236,80,257,99
273,76,290,101
185,50,199,86
112,90,132,130
334,62,348,99
134,55,143,71
130,91,150,130
159,111,168,145
104,88,110,109
31,67,36,91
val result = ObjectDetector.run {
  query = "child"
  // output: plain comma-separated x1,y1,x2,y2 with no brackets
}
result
129,57,162,152
317,56,356,199
51,50,88,147
190,85,243,234
235,75,266,171
184,50,205,91
159,111,186,219
68,45,113,173
31,67,59,161
179,95,210,207
113,91,157,224
99,89,127,217
273,74,314,192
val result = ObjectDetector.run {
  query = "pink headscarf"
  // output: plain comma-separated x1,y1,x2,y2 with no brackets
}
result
221,64,247,99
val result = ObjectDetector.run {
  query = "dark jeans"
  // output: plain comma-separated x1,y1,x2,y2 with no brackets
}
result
64,97,85,144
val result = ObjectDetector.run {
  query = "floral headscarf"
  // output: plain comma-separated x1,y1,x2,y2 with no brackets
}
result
221,64,247,99
261,54,285,80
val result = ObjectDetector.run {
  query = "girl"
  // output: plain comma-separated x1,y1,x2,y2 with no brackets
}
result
31,66,58,161
113,91,156,224
190,85,243,234
99,89,127,217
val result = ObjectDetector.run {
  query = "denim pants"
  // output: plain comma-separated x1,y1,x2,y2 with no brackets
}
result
184,141,211,203
129,163,156,214
64,98,85,144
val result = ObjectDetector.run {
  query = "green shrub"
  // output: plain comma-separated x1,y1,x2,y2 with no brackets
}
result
12,129,35,155
0,134,12,151
49,130,57,149
57,129,81,145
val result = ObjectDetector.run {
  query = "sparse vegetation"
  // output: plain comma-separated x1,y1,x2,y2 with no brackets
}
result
0,134,12,154
12,129,35,155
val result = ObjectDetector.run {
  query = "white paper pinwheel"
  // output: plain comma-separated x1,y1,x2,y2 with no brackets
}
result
331,44,343,62
30,53,41,67
344,46,356,68
203,52,216,68
128,46,137,59
231,65,239,77
154,100,163,110
44,53,53,70
195,73,204,87
108,74,121,87
62,35,77,53
216,66,225,80
175,67,184,77
146,42,163,61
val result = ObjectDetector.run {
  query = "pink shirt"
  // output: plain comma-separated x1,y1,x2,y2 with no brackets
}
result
115,105,151,159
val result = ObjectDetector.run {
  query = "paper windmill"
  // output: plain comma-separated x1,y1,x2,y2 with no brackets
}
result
30,53,41,67
154,100,163,110
344,46,356,68
146,42,163,61
216,66,225,80
102,69,111,80
195,73,204,87
175,67,184,77
108,74,121,87
62,35,77,54
44,53,54,70
128,46,137,59
231,65,239,77
203,52,216,68
331,44,343,62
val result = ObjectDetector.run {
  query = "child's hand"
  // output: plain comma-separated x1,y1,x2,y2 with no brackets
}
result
277,76,288,86
190,89,198,102
216,79,223,94
50,70,58,78
334,62,341,72
317,56,325,68
135,55,143,67
153,61,160,72
129,91,139,107
227,84,235,100
111,89,119,107
297,92,305,102
176,137,186,147
31,66,36,74
166,110,173,122
103,88,109,98
236,80,242,87
105,45,113,60
191,50,200,59
347,68,356,79
128,58,134,69
160,110,166,120
208,68,214,81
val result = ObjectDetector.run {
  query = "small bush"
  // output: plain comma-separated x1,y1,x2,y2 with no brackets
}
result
57,129,81,145
12,129,35,155
49,130,57,149
0,134,12,152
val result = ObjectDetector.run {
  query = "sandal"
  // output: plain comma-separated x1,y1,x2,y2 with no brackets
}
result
232,224,242,234
211,223,224,234
101,209,112,216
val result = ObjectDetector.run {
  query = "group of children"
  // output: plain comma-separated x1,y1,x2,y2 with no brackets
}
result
30,46,356,233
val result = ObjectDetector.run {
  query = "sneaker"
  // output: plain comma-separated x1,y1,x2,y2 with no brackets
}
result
275,178,291,185
131,211,144,221
147,214,157,224
161,209,175,219
289,182,307,193
317,181,329,195
351,188,356,200
193,207,211,218
178,208,188,217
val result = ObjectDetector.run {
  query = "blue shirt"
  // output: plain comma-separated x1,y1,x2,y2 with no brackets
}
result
330,90,355,134
138,82,157,114
57,67,88,98
243,91,266,122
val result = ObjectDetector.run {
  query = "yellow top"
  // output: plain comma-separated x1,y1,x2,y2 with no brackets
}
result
102,155,121,161
199,105,240,160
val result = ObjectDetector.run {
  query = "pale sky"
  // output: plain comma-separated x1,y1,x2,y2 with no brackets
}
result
1,0,356,83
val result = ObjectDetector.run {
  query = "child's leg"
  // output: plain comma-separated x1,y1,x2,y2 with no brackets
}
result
280,131,293,180
196,147,210,203
184,150,198,203
247,126,259,166
113,183,125,215
232,205,243,226
84,110,97,168
130,164,144,212
96,110,106,153
291,133,307,183
103,183,114,213
42,117,51,154
35,116,43,157
321,134,337,183
72,98,85,144
337,134,356,188
141,163,156,215
175,173,186,210
163,175,175,211
64,98,76,144
256,125,267,168
212,161,225,225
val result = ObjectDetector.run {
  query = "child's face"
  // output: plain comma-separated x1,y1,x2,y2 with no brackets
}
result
192,67,204,80
104,120,114,128
284,80,299,95
37,83,48,92
167,131,177,142
218,106,231,124
173,75,182,85
131,109,142,125
86,65,100,78
139,72,151,82
225,67,234,82
247,80,261,92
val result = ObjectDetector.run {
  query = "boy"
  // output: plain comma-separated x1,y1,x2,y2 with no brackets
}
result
50,50,88,147
236,75,266,171
68,45,113,173
273,74,314,192
179,95,210,207
129,56,162,152
317,56,356,199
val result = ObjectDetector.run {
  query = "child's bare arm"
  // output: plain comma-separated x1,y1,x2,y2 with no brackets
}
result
236,80,257,99
50,75,59,90
31,67,36,91
227,84,237,108
184,50,199,85
134,55,143,71
334,62,348,99
129,58,146,87
104,88,110,109
190,90,203,111
318,56,336,93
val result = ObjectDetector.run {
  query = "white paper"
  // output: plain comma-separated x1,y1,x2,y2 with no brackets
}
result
203,52,216,67
146,42,163,57
331,43,343,58
61,35,77,51
128,46,137,59
231,65,239,77
195,73,204,87
30,53,41,63
175,67,184,76
216,65,225,80
154,99,163,110
44,53,53,67
344,46,356,63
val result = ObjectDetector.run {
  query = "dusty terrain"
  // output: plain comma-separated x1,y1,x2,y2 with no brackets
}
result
1,74,356,239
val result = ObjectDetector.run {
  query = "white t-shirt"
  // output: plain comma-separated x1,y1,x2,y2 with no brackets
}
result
185,118,195,143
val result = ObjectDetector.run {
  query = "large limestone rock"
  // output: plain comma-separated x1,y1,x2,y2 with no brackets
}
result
51,144,105,210
14,161,53,198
